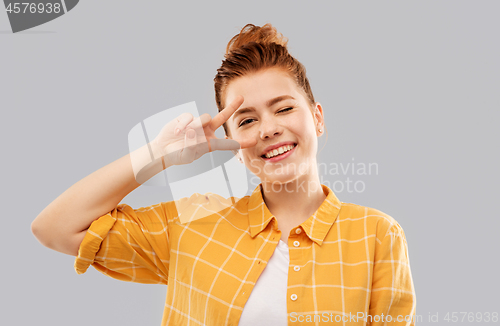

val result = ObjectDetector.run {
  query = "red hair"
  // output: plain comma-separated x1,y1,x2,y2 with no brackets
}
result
214,23,316,135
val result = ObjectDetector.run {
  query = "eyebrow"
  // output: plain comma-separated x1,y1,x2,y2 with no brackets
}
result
231,95,296,122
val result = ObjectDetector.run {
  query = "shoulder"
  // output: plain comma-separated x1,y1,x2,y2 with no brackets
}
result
338,202,405,240
162,192,250,224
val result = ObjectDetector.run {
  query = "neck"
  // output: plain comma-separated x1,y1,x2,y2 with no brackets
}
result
260,165,326,229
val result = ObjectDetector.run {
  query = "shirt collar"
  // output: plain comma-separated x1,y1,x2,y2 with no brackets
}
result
248,184,342,245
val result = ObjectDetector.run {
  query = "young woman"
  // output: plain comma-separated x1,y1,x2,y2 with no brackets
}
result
32,24,416,326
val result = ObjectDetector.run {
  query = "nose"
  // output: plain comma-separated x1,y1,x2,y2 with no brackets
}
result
259,116,282,140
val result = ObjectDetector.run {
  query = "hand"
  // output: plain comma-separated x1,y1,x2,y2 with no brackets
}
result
152,95,256,167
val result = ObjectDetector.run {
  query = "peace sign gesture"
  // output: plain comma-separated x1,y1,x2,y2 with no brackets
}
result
151,95,256,167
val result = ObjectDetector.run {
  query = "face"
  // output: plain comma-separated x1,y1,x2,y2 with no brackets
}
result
224,68,324,186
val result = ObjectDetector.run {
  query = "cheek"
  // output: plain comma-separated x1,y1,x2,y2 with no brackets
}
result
242,149,256,162
299,115,318,134
232,128,258,145
241,150,262,171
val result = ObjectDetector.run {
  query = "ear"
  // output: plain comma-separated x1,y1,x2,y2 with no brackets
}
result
313,102,325,136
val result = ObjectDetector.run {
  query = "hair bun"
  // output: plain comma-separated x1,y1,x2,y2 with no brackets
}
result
226,23,288,55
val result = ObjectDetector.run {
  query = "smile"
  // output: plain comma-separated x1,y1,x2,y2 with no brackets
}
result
261,143,297,163
263,144,296,158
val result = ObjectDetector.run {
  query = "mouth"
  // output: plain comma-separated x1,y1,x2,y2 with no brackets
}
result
261,143,297,162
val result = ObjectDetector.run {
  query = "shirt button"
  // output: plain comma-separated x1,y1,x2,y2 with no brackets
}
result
295,228,302,234
293,241,300,247
293,266,300,272
290,294,298,301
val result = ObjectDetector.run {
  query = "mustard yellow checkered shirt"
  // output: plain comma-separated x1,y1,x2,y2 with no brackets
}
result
75,184,416,325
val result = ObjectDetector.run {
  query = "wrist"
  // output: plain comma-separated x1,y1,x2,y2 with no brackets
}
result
149,139,170,169
149,139,161,159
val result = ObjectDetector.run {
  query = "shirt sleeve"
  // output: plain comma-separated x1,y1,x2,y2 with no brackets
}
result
74,202,171,285
368,223,416,325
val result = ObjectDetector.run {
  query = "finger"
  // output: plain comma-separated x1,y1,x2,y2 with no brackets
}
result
182,128,198,162
186,113,211,130
236,138,258,149
174,113,194,136
209,139,241,152
210,95,244,130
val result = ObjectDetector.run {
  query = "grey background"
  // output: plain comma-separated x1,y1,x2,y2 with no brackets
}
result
1,1,499,325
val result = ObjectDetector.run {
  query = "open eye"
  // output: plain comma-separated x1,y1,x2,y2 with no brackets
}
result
238,118,255,127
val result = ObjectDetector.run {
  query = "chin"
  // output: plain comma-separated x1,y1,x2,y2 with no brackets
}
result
260,173,303,187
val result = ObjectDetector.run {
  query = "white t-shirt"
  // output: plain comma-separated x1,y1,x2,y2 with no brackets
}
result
238,240,289,326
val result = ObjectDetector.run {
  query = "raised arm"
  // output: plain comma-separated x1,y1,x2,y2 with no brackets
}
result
31,139,166,256
31,96,253,257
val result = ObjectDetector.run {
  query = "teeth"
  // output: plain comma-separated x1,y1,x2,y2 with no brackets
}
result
265,144,295,158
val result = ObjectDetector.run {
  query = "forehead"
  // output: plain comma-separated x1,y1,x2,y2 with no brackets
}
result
224,68,304,106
